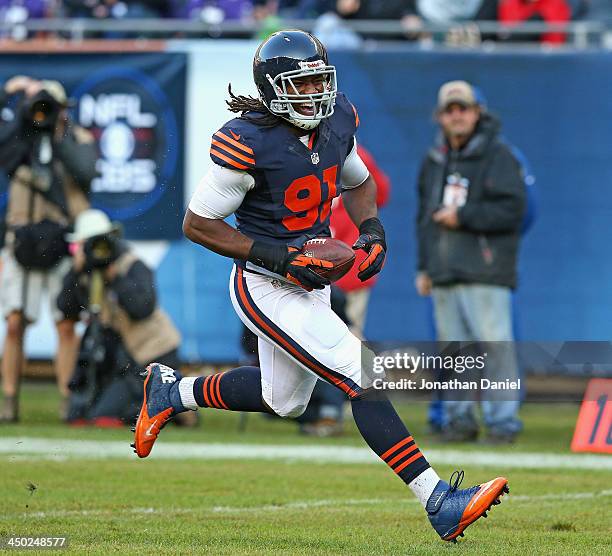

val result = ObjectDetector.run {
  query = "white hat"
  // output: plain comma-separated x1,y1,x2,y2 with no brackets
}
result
66,209,119,243
437,80,477,110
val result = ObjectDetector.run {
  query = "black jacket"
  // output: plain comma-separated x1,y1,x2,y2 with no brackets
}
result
0,88,96,222
416,113,526,289
57,245,157,322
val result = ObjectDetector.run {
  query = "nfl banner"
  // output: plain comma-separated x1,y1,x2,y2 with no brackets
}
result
0,52,186,239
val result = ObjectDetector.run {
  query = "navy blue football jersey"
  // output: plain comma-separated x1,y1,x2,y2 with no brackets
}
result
209,92,360,244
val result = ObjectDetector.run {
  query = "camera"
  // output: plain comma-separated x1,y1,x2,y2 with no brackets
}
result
83,234,120,269
23,89,62,132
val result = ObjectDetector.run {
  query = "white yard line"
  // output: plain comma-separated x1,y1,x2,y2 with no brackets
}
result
0,437,610,470
1,490,611,522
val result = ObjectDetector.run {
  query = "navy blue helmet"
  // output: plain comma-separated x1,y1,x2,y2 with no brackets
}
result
253,30,337,130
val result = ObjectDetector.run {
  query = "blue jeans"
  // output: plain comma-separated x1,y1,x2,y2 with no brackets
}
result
432,284,522,435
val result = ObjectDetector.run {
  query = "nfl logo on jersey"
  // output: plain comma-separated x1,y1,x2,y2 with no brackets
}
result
311,152,319,165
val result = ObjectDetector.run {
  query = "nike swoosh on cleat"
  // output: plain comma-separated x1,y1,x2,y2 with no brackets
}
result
230,130,241,140
145,421,158,437
466,480,498,513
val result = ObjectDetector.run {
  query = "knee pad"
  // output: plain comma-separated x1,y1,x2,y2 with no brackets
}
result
325,331,364,387
275,402,308,419
265,394,309,418
261,377,313,418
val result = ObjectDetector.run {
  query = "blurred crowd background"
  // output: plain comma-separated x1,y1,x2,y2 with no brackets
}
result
1,0,611,45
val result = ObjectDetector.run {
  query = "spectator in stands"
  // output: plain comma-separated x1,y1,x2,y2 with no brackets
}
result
313,11,363,48
404,0,498,23
0,1,54,39
312,0,420,41
275,0,332,18
401,0,498,44
168,0,253,20
415,80,525,443
498,0,574,44
62,0,168,20
337,0,411,19
0,0,49,18
330,144,390,339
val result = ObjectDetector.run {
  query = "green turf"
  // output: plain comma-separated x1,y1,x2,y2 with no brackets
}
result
1,382,584,453
0,382,610,555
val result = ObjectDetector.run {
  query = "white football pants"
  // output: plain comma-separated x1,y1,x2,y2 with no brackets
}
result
229,265,365,417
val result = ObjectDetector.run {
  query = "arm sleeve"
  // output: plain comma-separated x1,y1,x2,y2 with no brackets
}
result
340,138,369,190
188,163,255,219
458,147,526,233
111,260,156,321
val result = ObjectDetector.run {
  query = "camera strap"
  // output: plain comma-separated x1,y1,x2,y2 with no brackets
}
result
25,134,71,223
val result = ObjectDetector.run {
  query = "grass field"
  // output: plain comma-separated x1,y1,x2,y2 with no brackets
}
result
1,382,611,555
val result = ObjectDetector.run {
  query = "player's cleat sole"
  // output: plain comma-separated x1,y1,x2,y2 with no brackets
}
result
133,363,180,459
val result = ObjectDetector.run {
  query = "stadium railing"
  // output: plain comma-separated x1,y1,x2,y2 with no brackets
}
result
0,19,610,48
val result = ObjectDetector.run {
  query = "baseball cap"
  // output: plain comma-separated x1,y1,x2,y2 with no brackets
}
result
437,80,477,110
66,209,120,243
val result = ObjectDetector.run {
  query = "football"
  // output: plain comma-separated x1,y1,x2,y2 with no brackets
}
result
301,237,356,282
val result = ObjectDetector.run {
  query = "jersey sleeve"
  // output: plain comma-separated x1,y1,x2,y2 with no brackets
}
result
209,120,257,172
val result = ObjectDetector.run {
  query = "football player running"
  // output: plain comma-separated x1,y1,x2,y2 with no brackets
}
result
132,30,509,542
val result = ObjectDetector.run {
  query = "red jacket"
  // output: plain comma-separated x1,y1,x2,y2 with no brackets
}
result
499,0,572,44
330,145,390,292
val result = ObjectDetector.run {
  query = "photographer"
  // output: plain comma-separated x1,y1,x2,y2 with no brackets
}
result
0,76,97,422
58,209,184,426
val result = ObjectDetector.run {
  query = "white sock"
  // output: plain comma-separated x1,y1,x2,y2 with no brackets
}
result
178,377,198,411
409,467,442,509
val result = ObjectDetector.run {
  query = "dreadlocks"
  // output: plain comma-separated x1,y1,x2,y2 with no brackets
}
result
226,84,280,128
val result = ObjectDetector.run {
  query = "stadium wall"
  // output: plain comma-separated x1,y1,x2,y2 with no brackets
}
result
1,42,610,362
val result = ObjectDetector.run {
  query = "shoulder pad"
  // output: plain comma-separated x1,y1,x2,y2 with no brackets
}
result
210,117,257,171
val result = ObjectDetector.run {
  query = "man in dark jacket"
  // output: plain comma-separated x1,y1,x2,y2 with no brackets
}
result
415,80,526,443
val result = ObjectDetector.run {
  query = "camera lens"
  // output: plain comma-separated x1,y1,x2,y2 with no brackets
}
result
91,237,112,260
85,235,118,269
25,91,60,131
31,100,53,124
